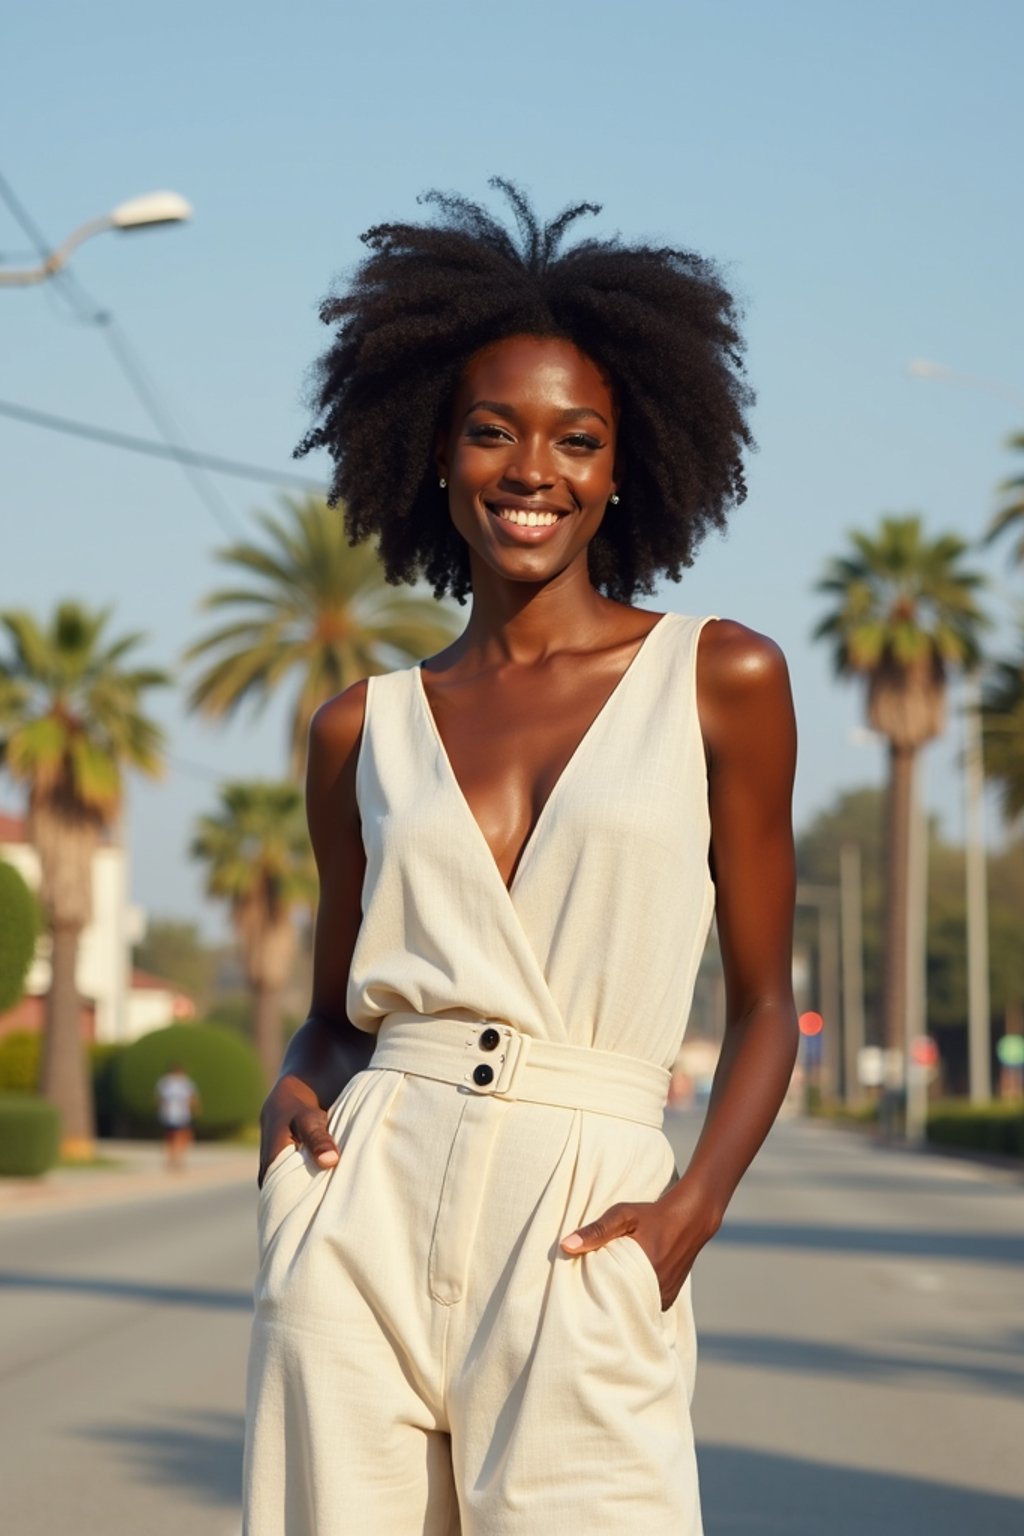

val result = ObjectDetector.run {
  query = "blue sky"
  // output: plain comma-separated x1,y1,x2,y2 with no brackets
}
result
3,0,1023,937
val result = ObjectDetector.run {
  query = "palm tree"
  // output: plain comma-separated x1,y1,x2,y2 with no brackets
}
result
814,515,987,1057
0,603,167,1154
191,782,316,1082
981,637,1024,821
185,494,460,778
985,431,1024,565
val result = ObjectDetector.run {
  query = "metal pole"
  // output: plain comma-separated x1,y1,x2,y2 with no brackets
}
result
905,757,929,1145
818,902,841,1101
839,841,866,1107
964,672,992,1103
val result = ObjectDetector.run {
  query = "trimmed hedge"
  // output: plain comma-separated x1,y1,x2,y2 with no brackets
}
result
111,1023,264,1138
927,1102,1024,1159
0,1030,41,1094
0,861,38,1013
0,1094,60,1176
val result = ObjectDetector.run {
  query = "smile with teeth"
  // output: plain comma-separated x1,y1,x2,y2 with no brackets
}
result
493,507,563,527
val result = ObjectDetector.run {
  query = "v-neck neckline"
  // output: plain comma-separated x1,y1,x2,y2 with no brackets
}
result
415,612,673,900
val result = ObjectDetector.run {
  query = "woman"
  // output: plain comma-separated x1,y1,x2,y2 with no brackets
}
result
244,181,798,1536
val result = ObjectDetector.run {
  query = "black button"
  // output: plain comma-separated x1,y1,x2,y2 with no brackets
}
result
473,1064,494,1087
480,1027,501,1051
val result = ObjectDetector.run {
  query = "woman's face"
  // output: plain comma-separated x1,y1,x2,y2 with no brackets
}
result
437,333,620,590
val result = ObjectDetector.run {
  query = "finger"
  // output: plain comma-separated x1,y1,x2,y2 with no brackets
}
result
560,1203,633,1254
290,1107,341,1167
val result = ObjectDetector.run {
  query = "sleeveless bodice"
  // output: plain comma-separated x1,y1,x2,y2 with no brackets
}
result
347,611,718,1070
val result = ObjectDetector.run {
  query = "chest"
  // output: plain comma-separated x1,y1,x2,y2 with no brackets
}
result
418,655,642,890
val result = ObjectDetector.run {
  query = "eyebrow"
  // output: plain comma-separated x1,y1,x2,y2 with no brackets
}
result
466,399,610,429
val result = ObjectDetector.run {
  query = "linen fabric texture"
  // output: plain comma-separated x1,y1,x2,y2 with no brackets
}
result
244,611,718,1535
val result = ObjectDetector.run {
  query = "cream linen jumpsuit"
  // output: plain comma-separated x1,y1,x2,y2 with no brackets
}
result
244,610,718,1536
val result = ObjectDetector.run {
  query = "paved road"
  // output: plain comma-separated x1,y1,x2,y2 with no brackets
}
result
0,1176,255,1536
0,1118,1021,1533
677,1115,1024,1534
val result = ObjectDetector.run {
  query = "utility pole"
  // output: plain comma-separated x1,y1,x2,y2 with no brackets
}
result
904,758,929,1145
839,841,866,1107
963,673,992,1103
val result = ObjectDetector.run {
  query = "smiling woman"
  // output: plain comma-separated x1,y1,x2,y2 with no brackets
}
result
295,177,753,603
245,181,799,1536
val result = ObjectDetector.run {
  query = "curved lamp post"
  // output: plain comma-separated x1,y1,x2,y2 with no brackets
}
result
0,191,192,286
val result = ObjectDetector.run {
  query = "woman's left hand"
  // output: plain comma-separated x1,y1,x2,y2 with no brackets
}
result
559,1175,722,1310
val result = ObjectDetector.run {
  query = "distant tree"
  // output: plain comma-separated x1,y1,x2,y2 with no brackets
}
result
985,431,1024,565
133,918,216,1013
0,603,167,1154
0,860,38,1014
184,494,460,778
813,515,987,1055
981,635,1024,822
191,782,316,1082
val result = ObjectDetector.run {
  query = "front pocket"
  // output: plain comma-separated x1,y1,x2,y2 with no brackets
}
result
612,1233,665,1315
259,1141,301,1198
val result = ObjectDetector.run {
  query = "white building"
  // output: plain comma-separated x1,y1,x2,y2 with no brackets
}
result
0,814,192,1043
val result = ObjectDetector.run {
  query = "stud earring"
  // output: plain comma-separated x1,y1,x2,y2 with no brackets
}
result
439,477,447,489
609,493,620,505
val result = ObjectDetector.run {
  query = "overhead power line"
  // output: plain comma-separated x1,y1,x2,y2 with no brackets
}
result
0,396,326,492
0,170,318,535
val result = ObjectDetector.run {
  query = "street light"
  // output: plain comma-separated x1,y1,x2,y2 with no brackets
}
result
0,191,192,286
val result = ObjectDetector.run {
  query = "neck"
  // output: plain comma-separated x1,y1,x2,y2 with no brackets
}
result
459,561,618,665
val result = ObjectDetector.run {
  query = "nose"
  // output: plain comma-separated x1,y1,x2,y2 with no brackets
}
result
502,435,557,491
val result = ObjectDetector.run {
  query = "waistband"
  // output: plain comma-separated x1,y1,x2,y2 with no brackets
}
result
369,1013,669,1129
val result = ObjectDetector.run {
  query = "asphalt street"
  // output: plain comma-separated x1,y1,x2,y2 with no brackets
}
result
1,1116,1021,1534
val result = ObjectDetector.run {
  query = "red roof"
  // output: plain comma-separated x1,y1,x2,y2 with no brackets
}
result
131,968,188,994
0,813,27,843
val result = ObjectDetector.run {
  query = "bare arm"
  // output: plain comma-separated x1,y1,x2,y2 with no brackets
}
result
257,680,373,1183
561,621,799,1301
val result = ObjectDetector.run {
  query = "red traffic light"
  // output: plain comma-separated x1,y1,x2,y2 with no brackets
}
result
910,1035,939,1068
798,1011,825,1037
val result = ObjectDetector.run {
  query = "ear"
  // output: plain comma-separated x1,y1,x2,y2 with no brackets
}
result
610,452,625,500
433,428,450,485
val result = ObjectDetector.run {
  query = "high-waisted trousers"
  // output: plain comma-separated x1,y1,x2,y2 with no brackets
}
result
243,1017,703,1535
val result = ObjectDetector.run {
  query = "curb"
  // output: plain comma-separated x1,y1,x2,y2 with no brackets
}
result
0,1145,257,1220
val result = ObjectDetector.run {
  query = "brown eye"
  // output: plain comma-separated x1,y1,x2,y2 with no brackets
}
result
466,424,511,441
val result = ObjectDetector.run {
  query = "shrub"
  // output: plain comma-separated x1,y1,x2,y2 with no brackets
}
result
0,1094,60,1176
0,861,38,1013
111,1023,265,1139
90,1043,127,1137
0,1031,41,1093
927,1101,1024,1159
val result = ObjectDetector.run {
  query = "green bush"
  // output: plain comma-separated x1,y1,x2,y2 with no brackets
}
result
111,1023,264,1139
0,861,38,1013
90,1042,127,1137
0,1031,41,1093
927,1101,1024,1159
0,1094,60,1176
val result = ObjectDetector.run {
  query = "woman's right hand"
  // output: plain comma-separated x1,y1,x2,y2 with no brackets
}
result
258,1074,341,1187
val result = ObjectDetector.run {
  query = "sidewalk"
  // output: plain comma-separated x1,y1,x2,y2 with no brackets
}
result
0,1139,257,1220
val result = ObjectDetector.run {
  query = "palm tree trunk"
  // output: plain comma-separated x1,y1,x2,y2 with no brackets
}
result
253,982,284,1085
882,743,915,1057
40,922,95,1155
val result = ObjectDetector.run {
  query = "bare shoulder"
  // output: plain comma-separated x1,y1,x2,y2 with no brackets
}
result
698,618,790,697
696,619,795,760
308,678,370,772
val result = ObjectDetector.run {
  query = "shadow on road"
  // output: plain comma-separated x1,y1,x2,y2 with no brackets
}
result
0,1271,251,1311
700,1328,1024,1399
698,1443,1024,1535
80,1409,244,1508
715,1221,1024,1266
